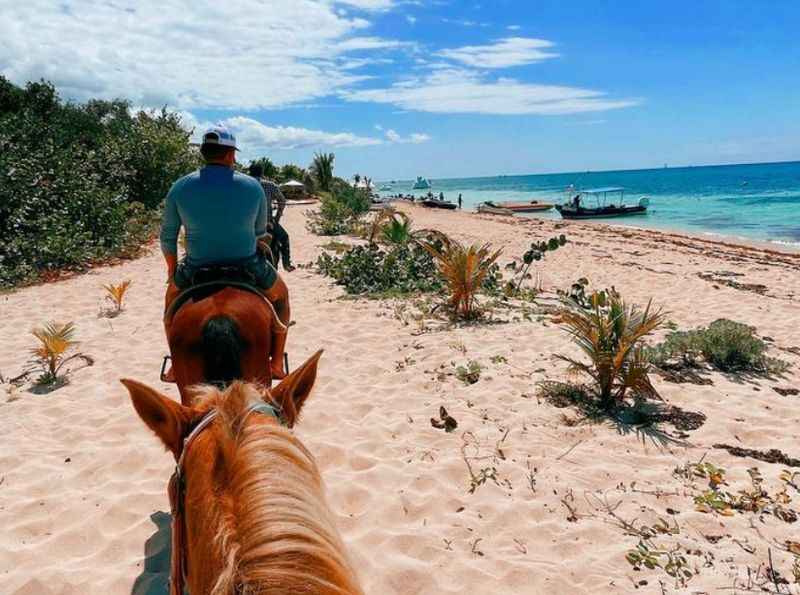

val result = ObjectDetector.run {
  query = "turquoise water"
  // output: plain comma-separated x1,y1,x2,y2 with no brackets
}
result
379,161,800,247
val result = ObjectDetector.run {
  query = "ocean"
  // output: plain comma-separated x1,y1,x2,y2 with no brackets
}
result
379,161,800,248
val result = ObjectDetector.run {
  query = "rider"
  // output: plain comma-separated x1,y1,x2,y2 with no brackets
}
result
247,163,295,272
160,124,289,379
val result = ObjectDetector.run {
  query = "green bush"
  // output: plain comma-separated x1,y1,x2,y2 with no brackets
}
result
0,77,197,287
648,319,787,375
306,181,371,236
317,243,443,295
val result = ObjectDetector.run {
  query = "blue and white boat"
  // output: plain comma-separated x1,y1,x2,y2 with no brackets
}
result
412,176,432,190
556,187,649,219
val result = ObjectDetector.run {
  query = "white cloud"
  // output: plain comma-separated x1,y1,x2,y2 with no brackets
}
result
0,0,402,110
437,37,558,68
179,113,428,158
406,15,417,24
335,0,396,9
344,69,639,115
507,25,521,31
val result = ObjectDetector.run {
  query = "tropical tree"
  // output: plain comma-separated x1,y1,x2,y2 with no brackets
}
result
418,233,502,320
279,163,305,184
250,157,279,180
310,151,335,191
556,290,666,410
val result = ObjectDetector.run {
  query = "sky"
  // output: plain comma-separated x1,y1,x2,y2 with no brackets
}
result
2,0,799,180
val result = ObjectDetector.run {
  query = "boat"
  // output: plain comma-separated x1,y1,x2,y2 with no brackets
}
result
555,187,649,220
421,199,456,210
412,176,432,190
477,202,515,216
497,200,553,213
378,184,392,191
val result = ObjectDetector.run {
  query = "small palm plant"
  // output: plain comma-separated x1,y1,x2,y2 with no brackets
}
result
368,209,413,246
103,279,132,314
29,322,93,386
556,290,666,410
418,234,502,320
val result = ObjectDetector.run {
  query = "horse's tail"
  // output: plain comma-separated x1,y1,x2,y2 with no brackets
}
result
202,316,243,386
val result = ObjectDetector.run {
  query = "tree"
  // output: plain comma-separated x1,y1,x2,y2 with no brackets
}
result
310,151,335,192
249,157,278,180
279,163,305,184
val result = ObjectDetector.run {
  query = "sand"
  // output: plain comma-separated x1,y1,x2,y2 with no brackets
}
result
2,203,800,594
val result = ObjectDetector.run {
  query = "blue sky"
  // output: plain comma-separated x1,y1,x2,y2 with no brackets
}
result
2,0,799,179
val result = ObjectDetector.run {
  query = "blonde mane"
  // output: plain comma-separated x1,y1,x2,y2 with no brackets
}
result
191,382,363,595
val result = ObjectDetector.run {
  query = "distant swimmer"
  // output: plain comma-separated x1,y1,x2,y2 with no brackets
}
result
741,181,749,186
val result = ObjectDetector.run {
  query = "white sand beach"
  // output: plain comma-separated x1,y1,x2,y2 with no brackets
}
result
2,204,800,594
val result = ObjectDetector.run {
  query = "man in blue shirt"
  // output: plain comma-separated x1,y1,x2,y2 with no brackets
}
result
160,124,289,378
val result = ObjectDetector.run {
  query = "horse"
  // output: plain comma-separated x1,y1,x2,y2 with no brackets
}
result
122,351,364,595
164,284,287,405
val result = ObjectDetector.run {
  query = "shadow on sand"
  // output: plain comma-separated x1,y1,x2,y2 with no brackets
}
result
132,511,172,595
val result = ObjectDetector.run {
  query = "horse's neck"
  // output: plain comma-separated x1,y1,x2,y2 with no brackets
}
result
214,425,363,594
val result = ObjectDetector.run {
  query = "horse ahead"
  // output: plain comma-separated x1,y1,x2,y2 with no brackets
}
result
123,351,364,595
165,284,284,405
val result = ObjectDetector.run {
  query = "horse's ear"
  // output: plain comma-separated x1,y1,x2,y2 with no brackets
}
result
121,379,194,458
270,350,322,427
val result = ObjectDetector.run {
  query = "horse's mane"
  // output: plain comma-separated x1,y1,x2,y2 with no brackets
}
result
192,382,363,595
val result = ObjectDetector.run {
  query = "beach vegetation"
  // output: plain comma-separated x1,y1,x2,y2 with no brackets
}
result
306,179,371,236
103,279,132,315
647,318,788,376
28,322,93,386
316,242,443,295
0,77,197,288
418,234,503,320
368,209,414,246
503,235,567,298
455,360,483,385
310,151,335,192
555,289,667,410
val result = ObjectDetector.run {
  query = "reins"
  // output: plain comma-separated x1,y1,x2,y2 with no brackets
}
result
168,400,284,595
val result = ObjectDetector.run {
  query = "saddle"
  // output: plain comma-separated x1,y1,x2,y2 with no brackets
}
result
165,263,265,322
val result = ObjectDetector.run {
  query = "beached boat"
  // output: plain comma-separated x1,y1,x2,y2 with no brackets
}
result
412,176,432,190
421,198,457,210
556,187,649,220
497,200,554,213
477,202,515,216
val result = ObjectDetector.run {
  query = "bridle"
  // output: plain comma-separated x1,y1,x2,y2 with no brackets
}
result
168,401,284,595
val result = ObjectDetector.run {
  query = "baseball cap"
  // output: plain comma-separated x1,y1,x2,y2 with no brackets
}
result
201,124,239,151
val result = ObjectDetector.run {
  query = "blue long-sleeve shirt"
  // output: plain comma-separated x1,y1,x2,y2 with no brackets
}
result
160,165,268,266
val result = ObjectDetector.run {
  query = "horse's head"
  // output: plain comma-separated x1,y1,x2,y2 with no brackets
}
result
121,349,360,594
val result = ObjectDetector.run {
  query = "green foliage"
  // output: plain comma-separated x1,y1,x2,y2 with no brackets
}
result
249,156,279,179
647,318,787,375
556,290,667,409
503,235,568,297
455,360,483,385
0,77,197,287
316,243,443,295
310,151,335,191
306,182,371,236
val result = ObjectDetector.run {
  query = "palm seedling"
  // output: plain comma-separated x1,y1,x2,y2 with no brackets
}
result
368,209,413,246
29,322,93,386
556,290,666,410
418,234,502,320
103,279,132,314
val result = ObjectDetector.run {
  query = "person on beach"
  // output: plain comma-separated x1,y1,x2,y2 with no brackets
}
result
458,193,463,209
160,124,290,379
247,163,295,272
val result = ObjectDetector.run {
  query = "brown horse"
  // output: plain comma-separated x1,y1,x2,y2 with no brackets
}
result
122,351,364,595
165,285,286,405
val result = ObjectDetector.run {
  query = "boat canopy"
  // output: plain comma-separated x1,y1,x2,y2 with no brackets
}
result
581,187,625,194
